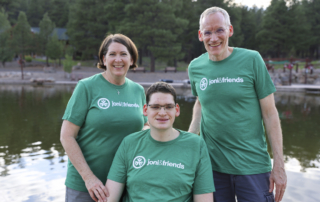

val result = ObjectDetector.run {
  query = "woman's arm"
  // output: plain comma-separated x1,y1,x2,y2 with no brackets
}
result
60,120,109,202
194,193,214,202
106,179,125,202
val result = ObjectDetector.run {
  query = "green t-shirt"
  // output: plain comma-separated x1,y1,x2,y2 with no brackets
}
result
62,73,147,192
108,129,215,202
188,48,276,175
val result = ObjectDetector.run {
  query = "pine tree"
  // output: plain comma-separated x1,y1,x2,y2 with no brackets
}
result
118,0,188,72
49,0,69,27
67,0,110,60
0,9,14,67
12,11,32,58
39,12,55,66
46,32,63,67
256,0,290,57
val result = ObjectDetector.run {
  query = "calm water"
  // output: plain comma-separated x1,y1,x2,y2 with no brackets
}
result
0,85,319,202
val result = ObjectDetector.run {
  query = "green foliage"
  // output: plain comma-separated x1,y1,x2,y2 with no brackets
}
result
12,11,32,56
117,0,188,72
48,0,69,27
0,8,14,66
39,12,55,66
46,32,63,61
25,55,32,62
62,54,73,73
26,0,49,27
67,0,110,60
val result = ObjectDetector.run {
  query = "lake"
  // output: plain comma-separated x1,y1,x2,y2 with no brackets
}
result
0,85,319,202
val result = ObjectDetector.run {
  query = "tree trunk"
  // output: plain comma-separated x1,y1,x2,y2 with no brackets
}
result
150,52,155,72
46,56,49,67
139,48,142,65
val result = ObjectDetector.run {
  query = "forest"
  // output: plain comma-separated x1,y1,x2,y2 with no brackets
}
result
1,0,320,71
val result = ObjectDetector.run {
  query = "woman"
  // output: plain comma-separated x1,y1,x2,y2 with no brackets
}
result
60,34,148,202
105,82,215,202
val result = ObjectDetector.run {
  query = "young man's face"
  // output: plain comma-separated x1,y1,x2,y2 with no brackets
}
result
198,12,233,61
143,92,180,131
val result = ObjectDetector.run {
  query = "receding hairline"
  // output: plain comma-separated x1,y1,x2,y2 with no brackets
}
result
199,7,231,30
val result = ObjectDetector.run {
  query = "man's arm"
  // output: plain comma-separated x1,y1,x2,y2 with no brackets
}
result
60,120,109,202
188,97,202,135
260,93,287,202
105,179,125,202
194,193,213,202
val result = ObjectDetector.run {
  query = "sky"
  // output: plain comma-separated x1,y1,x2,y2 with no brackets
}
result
232,0,271,8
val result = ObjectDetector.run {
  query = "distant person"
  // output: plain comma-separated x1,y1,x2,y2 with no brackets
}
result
105,82,215,202
60,34,148,202
188,7,287,202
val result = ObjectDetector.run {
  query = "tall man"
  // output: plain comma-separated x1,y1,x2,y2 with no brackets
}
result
188,7,287,202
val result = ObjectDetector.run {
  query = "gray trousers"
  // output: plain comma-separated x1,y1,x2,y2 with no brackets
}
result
65,187,95,202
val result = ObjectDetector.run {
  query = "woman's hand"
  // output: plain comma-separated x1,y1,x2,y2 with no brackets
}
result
85,174,109,202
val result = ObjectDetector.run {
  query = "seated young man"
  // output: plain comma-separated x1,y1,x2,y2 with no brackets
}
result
105,82,215,202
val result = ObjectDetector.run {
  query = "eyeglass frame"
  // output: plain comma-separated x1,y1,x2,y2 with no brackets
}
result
147,104,177,111
201,27,228,38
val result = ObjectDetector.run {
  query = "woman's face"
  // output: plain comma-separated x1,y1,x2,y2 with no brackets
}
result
103,42,133,78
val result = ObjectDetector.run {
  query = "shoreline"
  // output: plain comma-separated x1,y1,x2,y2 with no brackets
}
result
1,66,320,93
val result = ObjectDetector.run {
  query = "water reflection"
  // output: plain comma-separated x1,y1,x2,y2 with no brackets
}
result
0,85,319,202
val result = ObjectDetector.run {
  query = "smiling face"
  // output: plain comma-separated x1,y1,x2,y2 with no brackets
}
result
143,92,180,131
199,12,233,61
103,42,133,79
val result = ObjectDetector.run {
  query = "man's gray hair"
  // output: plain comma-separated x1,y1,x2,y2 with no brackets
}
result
199,7,231,30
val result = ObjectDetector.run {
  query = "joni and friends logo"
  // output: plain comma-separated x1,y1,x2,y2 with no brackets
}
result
200,78,208,91
98,98,110,109
97,98,140,109
132,156,185,170
199,77,244,91
133,156,146,169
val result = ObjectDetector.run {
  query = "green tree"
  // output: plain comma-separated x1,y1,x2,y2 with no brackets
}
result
49,0,69,27
256,0,290,57
67,0,110,59
286,0,312,58
238,6,258,50
119,0,188,72
46,32,63,67
302,0,320,59
39,12,55,66
0,0,22,25
0,9,14,67
26,0,47,27
12,11,32,58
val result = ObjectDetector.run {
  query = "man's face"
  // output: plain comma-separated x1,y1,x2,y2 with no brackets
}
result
143,92,180,131
198,12,233,61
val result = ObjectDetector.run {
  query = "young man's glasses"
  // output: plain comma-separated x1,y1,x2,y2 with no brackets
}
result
148,104,176,111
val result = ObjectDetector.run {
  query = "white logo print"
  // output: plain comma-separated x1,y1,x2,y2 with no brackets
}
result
97,98,110,109
133,156,146,169
200,78,208,91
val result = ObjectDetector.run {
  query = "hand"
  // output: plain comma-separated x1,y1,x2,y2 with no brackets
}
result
85,175,109,202
269,166,287,202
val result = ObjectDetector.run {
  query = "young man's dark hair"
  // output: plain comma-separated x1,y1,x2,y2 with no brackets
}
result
146,82,177,104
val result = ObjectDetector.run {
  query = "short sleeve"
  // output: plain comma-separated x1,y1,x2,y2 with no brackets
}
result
62,81,89,126
253,52,276,99
140,86,148,124
193,139,215,194
188,65,198,97
107,139,127,183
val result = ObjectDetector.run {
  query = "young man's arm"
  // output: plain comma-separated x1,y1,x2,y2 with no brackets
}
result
260,93,287,202
194,193,214,202
188,97,201,135
105,179,125,202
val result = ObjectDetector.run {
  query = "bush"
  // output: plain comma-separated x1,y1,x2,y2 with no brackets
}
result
63,55,73,73
25,55,32,62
